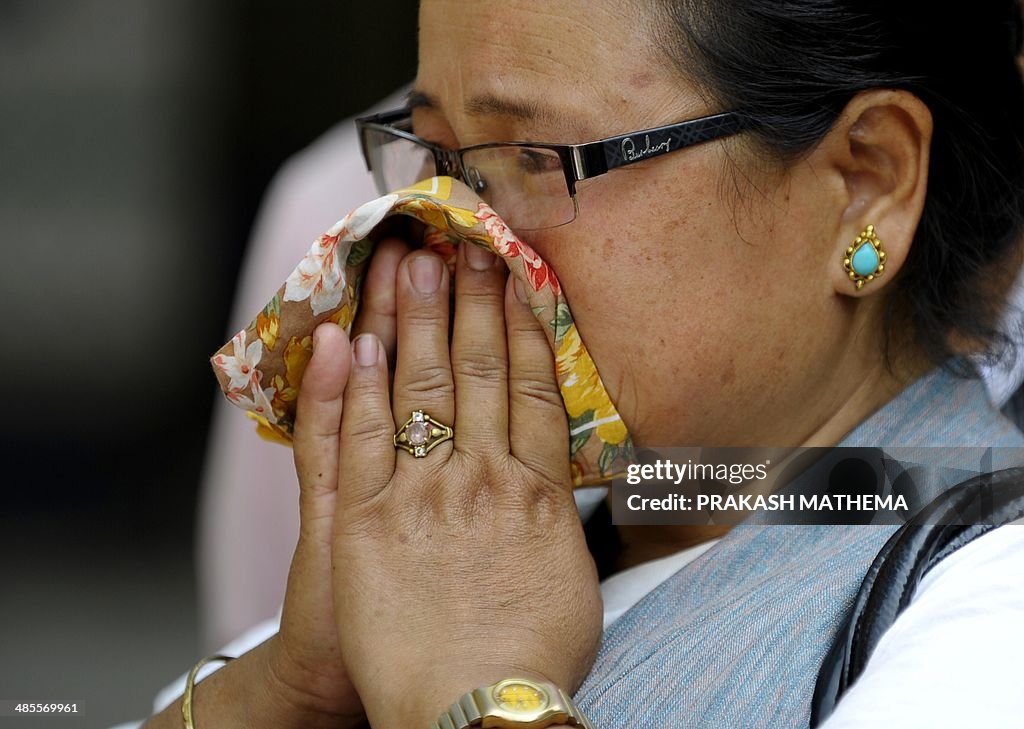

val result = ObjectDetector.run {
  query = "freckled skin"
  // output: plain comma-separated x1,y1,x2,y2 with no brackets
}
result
417,0,930,449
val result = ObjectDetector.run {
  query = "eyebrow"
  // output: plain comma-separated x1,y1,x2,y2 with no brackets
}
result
408,89,575,130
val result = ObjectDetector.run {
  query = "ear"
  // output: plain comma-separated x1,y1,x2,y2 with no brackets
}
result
817,90,933,297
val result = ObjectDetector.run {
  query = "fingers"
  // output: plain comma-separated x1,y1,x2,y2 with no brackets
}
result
292,323,352,540
505,276,569,481
451,242,510,455
337,332,398,505
351,237,411,367
390,251,455,447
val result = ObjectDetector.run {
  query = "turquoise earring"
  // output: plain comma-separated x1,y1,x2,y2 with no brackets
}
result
843,224,886,290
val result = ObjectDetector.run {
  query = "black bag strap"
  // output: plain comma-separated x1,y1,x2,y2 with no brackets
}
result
810,467,1024,727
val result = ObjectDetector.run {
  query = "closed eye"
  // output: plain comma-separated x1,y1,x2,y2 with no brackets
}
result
517,148,562,174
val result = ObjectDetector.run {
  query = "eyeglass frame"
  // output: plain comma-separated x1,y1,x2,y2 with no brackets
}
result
355,107,755,223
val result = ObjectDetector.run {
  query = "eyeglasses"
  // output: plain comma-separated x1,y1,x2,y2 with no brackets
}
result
355,107,753,231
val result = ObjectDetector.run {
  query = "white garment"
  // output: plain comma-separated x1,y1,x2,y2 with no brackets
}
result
115,525,1024,728
818,522,1024,729
600,539,720,629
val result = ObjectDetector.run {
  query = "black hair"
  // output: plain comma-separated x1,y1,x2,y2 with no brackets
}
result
655,0,1024,369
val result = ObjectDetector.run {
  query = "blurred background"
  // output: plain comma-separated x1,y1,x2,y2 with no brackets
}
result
0,1,417,726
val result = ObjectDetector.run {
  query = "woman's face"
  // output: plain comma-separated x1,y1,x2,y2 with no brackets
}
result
416,0,876,447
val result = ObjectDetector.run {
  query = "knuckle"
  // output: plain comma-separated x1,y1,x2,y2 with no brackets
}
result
442,458,502,519
347,364,382,391
469,457,570,517
399,475,444,514
454,348,507,385
517,473,573,513
344,415,395,444
291,419,331,444
400,364,454,396
402,302,447,327
458,284,505,307
386,467,471,530
506,314,543,336
510,373,563,409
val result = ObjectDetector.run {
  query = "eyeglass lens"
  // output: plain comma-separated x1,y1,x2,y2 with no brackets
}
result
364,126,576,230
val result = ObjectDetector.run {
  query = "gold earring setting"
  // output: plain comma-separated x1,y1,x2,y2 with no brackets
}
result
843,224,885,290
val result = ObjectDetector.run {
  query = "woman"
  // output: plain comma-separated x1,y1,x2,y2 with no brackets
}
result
142,0,1024,727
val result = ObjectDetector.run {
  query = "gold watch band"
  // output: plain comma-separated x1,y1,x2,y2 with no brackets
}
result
430,678,595,729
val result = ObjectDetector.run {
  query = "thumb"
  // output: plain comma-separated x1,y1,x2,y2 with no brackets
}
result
292,322,352,541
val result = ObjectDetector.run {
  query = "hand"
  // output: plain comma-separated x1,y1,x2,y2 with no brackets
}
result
294,241,603,728
269,239,414,725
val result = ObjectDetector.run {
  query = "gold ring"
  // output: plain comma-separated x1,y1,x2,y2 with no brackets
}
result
394,410,453,457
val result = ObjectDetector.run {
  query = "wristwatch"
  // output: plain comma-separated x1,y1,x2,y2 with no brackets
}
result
430,677,595,729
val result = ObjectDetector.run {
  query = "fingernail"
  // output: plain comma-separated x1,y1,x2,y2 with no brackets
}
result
410,255,442,294
464,242,495,271
514,277,529,303
354,334,379,367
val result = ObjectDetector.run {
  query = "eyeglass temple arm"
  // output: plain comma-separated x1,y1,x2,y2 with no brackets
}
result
569,112,753,182
355,109,411,127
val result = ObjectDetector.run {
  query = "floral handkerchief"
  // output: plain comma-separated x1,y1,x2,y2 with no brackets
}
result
211,176,633,487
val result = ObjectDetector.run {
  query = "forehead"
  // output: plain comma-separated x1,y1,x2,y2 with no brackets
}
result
417,0,700,139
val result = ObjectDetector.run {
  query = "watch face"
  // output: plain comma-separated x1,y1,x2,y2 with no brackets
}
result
493,681,549,714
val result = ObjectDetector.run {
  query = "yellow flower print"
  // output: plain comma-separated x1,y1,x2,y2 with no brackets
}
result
393,176,452,199
247,411,293,446
329,299,355,330
283,335,313,388
257,336,312,434
256,309,280,351
442,204,482,230
393,197,481,234
269,374,296,420
570,459,584,485
556,324,628,446
595,414,629,445
394,198,448,231
556,324,610,417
